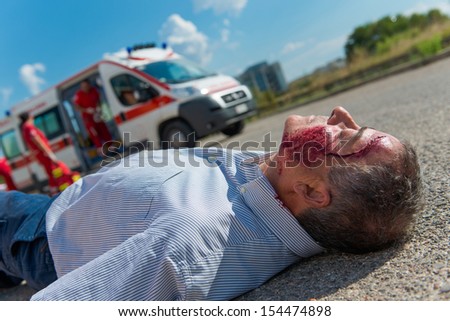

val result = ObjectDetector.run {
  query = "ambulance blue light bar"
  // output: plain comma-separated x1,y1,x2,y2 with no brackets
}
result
128,43,156,53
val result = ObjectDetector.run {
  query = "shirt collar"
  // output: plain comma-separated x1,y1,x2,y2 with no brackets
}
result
241,151,275,165
238,155,324,257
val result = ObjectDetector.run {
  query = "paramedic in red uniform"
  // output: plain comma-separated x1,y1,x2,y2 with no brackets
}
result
0,157,17,191
73,79,112,156
19,112,73,193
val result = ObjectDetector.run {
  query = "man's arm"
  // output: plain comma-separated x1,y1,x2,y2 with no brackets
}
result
31,134,58,163
31,230,186,300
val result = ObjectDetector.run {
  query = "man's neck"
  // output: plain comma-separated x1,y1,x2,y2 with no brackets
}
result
259,153,288,207
259,153,278,184
259,153,310,217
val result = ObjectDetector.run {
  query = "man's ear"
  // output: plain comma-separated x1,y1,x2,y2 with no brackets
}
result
294,182,330,208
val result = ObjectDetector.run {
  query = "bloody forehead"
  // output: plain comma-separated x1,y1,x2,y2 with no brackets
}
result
281,126,327,149
280,125,328,167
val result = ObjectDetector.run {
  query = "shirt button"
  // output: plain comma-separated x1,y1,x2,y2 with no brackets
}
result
240,186,247,193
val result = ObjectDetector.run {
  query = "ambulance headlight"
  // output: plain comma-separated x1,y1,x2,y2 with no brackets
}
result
172,86,202,98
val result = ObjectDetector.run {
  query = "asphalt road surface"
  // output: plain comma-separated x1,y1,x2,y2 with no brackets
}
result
1,56,449,301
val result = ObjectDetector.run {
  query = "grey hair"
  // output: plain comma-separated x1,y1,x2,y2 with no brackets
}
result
297,140,423,254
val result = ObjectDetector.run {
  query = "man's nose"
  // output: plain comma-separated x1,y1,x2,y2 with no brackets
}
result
327,106,360,129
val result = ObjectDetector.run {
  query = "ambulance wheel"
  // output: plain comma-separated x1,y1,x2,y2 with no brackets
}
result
161,120,196,149
221,120,245,137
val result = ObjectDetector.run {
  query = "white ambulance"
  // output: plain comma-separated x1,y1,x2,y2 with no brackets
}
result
0,43,255,192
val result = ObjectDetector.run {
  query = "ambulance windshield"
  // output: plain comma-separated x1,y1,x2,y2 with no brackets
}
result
138,59,216,84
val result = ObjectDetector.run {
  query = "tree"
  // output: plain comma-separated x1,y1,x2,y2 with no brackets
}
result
345,9,449,62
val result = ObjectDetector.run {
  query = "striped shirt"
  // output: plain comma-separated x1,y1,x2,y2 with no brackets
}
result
32,148,323,300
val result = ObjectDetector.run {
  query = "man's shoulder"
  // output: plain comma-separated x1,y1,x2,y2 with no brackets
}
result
22,122,33,129
21,123,35,134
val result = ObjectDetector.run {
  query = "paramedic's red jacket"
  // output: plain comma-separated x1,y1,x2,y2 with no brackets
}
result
21,122,54,167
73,87,100,123
21,122,77,192
0,157,17,190
73,86,112,148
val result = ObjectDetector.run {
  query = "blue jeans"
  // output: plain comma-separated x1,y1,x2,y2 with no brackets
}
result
0,191,57,290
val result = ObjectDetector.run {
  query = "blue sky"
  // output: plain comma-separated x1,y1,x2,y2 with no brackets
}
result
1,0,449,115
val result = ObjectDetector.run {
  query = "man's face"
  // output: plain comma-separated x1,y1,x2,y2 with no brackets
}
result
280,106,403,167
80,81,91,92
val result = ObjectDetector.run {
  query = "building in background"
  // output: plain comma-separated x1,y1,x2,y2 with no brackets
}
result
238,61,288,94
312,58,346,74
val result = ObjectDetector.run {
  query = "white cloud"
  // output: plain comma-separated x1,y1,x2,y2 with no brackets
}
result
159,14,211,66
281,41,305,55
193,0,248,16
19,63,46,95
0,87,12,107
404,1,450,16
221,29,230,42
221,19,231,43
